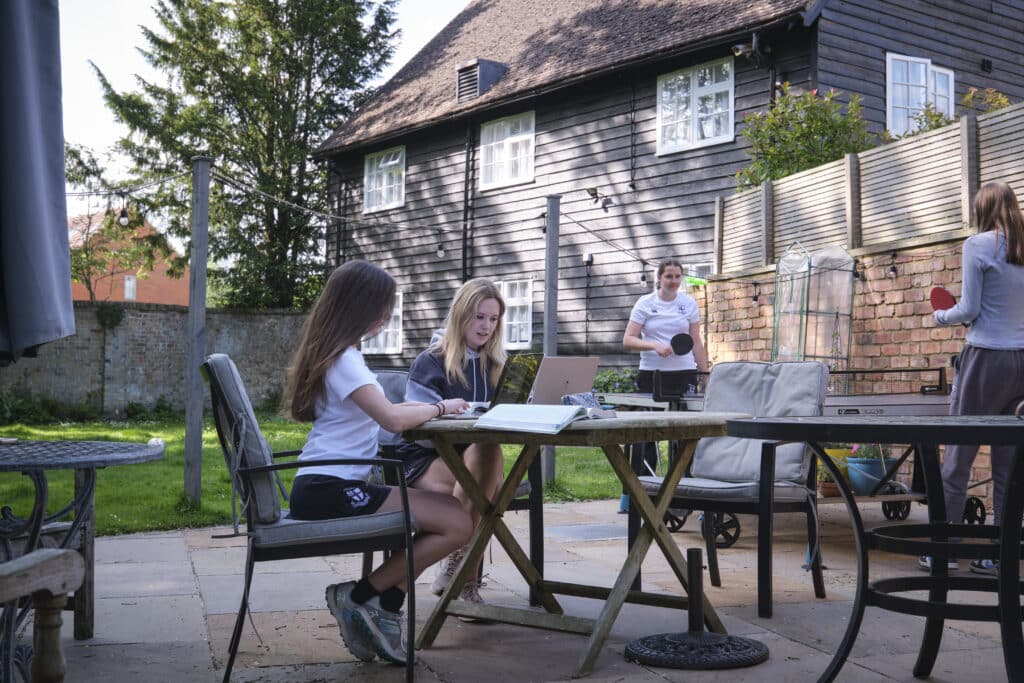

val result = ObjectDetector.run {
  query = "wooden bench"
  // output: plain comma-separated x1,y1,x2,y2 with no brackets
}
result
0,548,85,683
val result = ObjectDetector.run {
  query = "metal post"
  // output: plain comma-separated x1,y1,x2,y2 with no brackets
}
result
542,196,561,485
184,155,213,505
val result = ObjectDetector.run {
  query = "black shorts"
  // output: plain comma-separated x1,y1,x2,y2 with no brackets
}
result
288,475,391,520
402,443,470,486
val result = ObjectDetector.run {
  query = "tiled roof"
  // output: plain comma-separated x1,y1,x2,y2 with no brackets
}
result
316,0,814,156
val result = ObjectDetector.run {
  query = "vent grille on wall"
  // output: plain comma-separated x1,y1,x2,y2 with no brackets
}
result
456,59,508,103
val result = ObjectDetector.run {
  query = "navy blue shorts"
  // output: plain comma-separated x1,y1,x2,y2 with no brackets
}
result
288,475,391,520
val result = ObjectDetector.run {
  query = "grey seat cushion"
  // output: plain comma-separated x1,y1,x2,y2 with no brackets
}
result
690,361,829,485
640,475,811,503
257,509,417,549
205,353,281,525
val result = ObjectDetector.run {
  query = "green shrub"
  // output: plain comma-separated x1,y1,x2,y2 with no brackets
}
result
125,402,150,420
736,83,877,191
593,367,638,393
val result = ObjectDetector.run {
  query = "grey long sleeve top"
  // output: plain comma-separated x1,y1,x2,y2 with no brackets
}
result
934,230,1024,350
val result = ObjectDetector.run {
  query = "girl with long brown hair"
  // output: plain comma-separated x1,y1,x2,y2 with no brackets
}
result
284,260,472,665
925,181,1024,575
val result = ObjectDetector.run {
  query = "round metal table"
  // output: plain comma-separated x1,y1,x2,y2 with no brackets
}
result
726,415,1024,683
0,438,164,678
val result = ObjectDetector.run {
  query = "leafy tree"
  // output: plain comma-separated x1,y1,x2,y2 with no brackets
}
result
65,143,175,302
93,0,398,308
736,84,877,191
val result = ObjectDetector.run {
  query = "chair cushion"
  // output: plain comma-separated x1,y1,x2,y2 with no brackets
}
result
374,369,409,448
640,475,812,503
691,361,828,484
205,353,281,524
254,510,416,549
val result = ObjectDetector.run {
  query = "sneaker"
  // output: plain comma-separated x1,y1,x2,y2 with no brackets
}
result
970,558,999,576
351,595,408,665
325,582,375,662
431,546,467,596
918,555,958,571
455,578,491,624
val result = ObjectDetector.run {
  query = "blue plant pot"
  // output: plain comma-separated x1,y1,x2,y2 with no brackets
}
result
847,457,899,496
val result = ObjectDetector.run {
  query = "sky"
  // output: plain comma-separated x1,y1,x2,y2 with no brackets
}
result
59,0,471,213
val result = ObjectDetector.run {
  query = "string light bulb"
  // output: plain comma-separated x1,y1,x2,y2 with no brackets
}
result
117,191,130,226
889,252,898,277
436,242,445,258
639,260,648,287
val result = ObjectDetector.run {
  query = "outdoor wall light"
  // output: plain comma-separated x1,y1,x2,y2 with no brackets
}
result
889,252,898,277
583,252,593,267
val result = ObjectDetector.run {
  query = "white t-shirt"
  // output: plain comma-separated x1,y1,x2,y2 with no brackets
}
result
628,290,700,371
297,346,381,482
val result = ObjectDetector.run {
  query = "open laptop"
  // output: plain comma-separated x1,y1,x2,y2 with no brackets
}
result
443,352,543,418
529,356,601,404
444,354,600,418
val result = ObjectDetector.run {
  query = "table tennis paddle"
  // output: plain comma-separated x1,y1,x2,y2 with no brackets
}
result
670,333,694,355
930,286,968,327
929,286,957,311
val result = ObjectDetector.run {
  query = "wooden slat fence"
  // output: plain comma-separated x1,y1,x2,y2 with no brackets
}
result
715,100,1024,275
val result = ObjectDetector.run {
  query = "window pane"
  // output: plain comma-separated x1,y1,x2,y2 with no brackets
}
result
714,62,730,83
909,61,926,84
697,65,713,88
892,59,908,83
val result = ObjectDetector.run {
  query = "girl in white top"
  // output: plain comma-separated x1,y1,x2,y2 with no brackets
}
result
284,260,472,665
620,259,709,511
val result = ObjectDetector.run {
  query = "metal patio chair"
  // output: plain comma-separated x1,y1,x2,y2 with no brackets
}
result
202,353,416,682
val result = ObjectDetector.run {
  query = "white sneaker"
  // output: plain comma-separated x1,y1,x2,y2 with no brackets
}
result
918,555,957,571
431,546,467,596
455,578,492,624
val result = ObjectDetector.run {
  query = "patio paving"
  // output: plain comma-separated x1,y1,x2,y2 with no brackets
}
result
57,499,1009,682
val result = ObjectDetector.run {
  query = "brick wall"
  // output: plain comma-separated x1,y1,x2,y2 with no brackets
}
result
0,302,306,415
702,239,999,516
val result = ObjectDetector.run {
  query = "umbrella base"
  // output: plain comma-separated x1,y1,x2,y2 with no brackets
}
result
625,631,769,670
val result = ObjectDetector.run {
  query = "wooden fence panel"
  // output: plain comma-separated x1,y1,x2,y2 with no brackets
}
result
721,189,762,271
772,158,847,256
978,100,1024,193
858,126,962,246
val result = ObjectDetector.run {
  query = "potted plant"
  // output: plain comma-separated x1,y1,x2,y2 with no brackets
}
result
818,444,851,496
846,443,899,496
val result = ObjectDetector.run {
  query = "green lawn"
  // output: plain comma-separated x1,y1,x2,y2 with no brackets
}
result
0,415,623,536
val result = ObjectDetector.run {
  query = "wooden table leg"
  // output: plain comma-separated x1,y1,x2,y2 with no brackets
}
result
575,440,724,677
417,440,561,648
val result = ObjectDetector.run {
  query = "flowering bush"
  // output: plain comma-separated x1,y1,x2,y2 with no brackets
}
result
849,443,884,459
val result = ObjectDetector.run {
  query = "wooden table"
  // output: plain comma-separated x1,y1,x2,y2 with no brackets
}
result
727,415,1024,683
404,411,747,677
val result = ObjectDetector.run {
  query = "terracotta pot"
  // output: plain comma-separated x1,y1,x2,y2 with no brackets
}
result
819,481,841,497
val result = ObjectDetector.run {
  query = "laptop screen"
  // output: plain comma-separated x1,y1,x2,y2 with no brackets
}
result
489,352,543,407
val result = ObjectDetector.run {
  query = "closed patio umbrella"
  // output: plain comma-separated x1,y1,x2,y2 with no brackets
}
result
0,0,75,364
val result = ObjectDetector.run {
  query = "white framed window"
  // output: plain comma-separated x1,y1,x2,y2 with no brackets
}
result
480,112,535,190
363,146,405,213
886,54,955,136
361,291,403,354
123,275,137,301
657,57,734,155
684,262,713,292
498,279,532,350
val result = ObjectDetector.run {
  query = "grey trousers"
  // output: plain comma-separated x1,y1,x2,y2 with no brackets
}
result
941,345,1024,526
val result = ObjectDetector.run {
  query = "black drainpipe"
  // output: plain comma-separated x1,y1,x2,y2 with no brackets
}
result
461,121,476,281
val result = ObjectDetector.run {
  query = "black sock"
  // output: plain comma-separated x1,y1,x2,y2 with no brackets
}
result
351,577,378,604
380,586,406,613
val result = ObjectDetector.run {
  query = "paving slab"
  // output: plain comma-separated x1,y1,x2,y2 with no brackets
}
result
49,499,1018,682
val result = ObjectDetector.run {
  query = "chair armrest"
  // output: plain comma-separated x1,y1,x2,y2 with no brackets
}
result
270,449,303,460
0,548,85,602
240,457,410,487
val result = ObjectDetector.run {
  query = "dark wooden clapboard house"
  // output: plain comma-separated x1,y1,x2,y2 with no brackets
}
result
313,0,1024,369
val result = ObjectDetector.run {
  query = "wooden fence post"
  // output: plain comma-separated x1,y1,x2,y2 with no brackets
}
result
713,196,724,275
960,114,979,228
845,153,862,249
760,181,774,266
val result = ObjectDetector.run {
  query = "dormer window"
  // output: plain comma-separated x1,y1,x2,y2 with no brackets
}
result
456,59,508,103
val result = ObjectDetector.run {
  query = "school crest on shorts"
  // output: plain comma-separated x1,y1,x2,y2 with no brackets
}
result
344,486,372,509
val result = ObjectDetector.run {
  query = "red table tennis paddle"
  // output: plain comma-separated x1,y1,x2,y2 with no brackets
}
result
930,286,968,327
670,333,694,355
929,286,957,311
